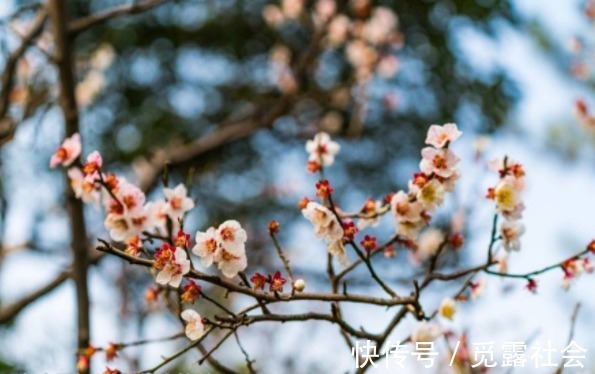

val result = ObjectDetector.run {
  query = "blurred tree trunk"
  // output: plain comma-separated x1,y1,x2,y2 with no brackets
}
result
48,1,91,372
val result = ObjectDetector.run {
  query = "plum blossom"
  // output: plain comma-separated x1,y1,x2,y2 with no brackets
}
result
164,184,195,220
439,297,456,320
326,240,348,266
269,271,287,292
216,220,248,253
415,228,444,261
215,248,248,278
104,211,148,242
155,247,191,288
425,123,462,148
489,178,520,214
181,309,205,340
192,227,219,267
411,321,442,343
83,151,102,175
388,124,463,241
419,147,460,178
109,181,146,214
357,198,382,229
488,156,527,251
305,132,340,168
103,180,149,241
192,221,249,278
68,168,101,205
302,201,349,266
144,199,171,235
250,272,267,291
561,258,592,290
391,191,423,223
302,202,343,241
500,220,525,252
50,133,81,168
416,179,445,211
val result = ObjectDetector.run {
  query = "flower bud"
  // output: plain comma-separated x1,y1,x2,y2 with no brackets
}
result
293,279,306,292
268,220,280,234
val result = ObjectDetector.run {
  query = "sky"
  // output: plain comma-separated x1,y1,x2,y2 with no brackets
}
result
1,0,595,373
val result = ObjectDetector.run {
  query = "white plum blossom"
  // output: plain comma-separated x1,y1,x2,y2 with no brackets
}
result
500,220,525,252
104,214,138,242
415,228,444,261
302,202,343,241
389,124,463,240
419,147,460,178
411,321,442,343
192,227,219,267
215,249,248,278
305,132,340,168
164,184,195,220
416,179,445,211
103,180,149,242
156,247,191,287
439,297,457,320
328,239,349,267
143,199,171,235
50,133,81,168
425,123,462,148
192,220,249,278
67,168,101,205
493,178,521,214
391,191,423,223
181,309,205,341
216,220,248,253
302,201,349,266
356,199,382,229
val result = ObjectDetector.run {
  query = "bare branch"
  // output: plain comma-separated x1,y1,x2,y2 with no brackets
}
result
96,242,416,307
68,0,170,35
0,270,68,324
556,303,582,374
135,96,293,192
0,10,47,146
0,251,104,325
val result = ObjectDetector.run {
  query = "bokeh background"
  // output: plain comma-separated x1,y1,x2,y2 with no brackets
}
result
1,0,595,372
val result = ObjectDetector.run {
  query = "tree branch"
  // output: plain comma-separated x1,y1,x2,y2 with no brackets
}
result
68,0,170,35
96,242,416,307
0,10,47,147
0,251,104,325
135,95,293,192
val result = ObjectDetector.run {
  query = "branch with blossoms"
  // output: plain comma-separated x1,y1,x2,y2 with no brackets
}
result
48,119,595,373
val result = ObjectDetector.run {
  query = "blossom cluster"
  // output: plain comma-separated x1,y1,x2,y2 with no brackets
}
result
50,133,251,343
486,157,526,252
193,220,248,278
263,0,402,93
390,123,462,241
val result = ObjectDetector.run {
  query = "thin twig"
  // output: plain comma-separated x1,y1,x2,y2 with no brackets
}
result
270,231,293,284
234,331,257,374
68,0,170,35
